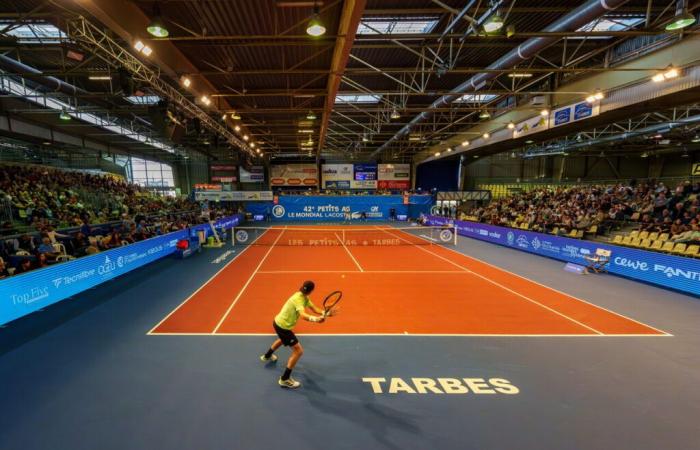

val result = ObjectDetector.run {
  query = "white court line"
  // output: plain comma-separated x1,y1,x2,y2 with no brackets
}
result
146,229,270,335
256,270,465,274
406,225,673,336
211,226,287,334
334,232,364,272
376,226,605,336
150,332,672,337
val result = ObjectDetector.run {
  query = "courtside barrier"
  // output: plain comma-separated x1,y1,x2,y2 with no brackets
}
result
0,214,242,326
269,195,433,221
425,216,700,297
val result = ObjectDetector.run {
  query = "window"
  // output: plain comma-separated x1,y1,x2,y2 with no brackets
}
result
1,22,66,44
357,17,439,35
574,16,645,39
335,94,382,104
127,157,175,194
124,95,162,105
455,94,498,103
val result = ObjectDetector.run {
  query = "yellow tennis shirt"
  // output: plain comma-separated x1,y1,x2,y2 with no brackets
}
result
274,291,316,330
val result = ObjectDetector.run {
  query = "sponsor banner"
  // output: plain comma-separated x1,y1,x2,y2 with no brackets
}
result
194,191,273,202
424,216,700,297
240,166,264,183
211,176,235,183
270,164,318,186
0,215,242,326
322,164,354,184
378,180,411,190
692,163,700,176
193,184,222,191
552,101,599,128
210,165,236,171
378,163,410,181
352,163,378,189
325,180,352,189
513,115,549,138
271,195,432,221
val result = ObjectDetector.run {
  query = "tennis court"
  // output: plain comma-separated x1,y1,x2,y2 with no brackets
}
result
150,225,667,337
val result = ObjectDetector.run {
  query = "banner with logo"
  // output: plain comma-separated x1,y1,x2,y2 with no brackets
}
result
194,191,273,202
0,215,242,326
270,164,318,186
270,195,432,221
424,216,700,297
552,101,600,127
378,163,410,189
513,115,550,139
321,164,354,189
240,166,264,183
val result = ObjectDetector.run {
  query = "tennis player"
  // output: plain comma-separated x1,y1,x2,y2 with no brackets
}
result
260,280,326,389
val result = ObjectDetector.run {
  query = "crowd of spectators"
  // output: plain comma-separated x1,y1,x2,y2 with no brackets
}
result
461,180,700,242
0,164,234,279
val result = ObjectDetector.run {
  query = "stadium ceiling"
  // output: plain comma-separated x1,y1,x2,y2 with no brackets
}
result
1,0,699,163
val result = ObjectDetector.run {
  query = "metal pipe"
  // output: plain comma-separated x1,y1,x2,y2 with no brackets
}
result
0,54,87,96
370,0,631,158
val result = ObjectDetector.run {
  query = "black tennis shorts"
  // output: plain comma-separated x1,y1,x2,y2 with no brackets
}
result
273,321,299,347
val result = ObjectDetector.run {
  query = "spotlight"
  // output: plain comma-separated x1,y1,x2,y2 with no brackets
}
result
446,148,452,152
479,110,491,119
134,40,145,52
434,152,441,157
250,142,256,148
306,111,317,120
146,3,169,37
664,66,679,79
540,109,549,116
234,125,241,132
306,3,326,37
390,109,400,119
482,132,490,139
507,122,515,130
594,90,604,100
362,133,369,143
221,114,227,121
461,140,470,147
141,45,153,57
200,95,211,106
652,73,665,83
692,135,700,143
231,112,241,120
180,76,192,88
243,134,249,141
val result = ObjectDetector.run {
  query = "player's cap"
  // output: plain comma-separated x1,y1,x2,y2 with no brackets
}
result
300,280,315,294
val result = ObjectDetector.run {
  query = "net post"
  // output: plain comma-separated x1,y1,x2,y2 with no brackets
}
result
453,225,458,245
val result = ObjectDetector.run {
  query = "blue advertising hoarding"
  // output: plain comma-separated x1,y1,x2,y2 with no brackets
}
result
0,215,242,326
271,195,433,221
425,216,700,297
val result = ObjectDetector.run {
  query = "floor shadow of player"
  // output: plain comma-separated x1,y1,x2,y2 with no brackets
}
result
298,367,422,450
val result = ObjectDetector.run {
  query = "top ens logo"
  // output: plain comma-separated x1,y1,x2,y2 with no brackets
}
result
272,205,286,218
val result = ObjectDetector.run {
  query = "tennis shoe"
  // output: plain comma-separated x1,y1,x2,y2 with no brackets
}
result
260,354,278,363
278,377,301,389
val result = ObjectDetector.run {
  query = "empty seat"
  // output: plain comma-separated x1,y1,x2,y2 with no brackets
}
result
684,245,699,257
648,232,659,241
639,231,649,240
658,233,670,241
629,230,640,238
622,236,632,245
671,243,687,254
612,235,623,244
640,239,652,249
650,240,664,251
661,241,675,252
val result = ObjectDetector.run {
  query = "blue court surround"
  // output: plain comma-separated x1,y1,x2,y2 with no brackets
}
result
1,225,699,450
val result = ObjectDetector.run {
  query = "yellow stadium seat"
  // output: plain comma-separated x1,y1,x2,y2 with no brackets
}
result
648,232,659,241
672,243,687,255
661,241,675,252
586,225,598,235
658,233,670,241
650,240,663,251
629,238,642,247
612,235,623,244
629,230,639,238
552,227,559,235
622,236,632,245
639,231,649,240
568,229,578,238
684,245,699,257
640,239,652,249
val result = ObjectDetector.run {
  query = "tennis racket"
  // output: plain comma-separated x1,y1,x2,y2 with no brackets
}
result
322,290,342,318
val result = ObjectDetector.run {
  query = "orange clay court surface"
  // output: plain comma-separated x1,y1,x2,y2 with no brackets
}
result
150,225,668,337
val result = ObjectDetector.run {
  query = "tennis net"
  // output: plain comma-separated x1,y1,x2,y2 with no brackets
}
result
232,226,457,246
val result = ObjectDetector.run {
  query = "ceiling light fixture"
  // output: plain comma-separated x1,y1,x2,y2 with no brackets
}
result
59,108,71,121
665,8,696,31
446,147,452,152
482,132,490,139
243,134,249,141
540,109,549,116
88,75,111,81
507,121,515,129
483,12,504,33
306,2,326,37
298,129,314,134
390,108,400,119
234,125,241,132
231,112,241,120
180,76,191,88
141,45,153,57
434,152,441,157
508,72,533,78
479,110,491,119
146,2,169,37
461,140,470,147
306,110,317,120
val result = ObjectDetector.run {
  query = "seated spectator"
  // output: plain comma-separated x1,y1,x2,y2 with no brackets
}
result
0,257,9,279
36,237,59,262
14,258,34,275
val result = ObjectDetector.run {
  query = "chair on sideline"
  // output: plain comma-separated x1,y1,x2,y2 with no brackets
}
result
584,248,612,274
